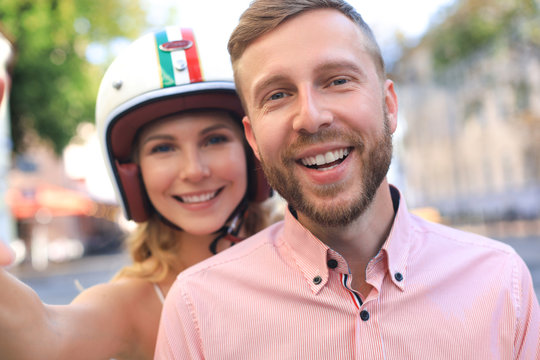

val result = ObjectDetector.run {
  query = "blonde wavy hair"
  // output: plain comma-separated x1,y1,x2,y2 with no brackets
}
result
113,198,279,282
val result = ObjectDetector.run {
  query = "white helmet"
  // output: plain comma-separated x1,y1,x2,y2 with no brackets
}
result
96,26,270,222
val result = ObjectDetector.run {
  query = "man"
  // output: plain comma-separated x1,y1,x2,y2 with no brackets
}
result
155,1,540,358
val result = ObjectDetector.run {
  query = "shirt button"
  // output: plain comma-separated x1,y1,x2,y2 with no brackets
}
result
394,272,404,282
360,310,370,321
313,276,322,285
327,259,338,269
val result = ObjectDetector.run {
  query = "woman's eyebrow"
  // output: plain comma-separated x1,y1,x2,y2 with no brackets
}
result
140,133,175,146
200,123,235,135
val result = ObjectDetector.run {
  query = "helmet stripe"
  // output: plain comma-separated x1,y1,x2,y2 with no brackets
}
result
180,28,203,83
154,30,176,88
165,27,191,86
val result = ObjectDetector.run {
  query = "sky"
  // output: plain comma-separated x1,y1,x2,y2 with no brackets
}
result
143,0,457,69
146,0,456,40
88,1,457,71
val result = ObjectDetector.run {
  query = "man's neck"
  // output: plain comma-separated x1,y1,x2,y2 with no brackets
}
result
297,182,396,295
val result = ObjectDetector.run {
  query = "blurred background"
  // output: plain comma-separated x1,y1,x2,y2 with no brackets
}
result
0,0,538,303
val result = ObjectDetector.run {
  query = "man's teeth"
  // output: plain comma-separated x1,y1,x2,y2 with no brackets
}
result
301,148,350,167
180,191,217,204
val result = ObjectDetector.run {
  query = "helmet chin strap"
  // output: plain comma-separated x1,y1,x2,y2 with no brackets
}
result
156,195,249,255
209,197,248,254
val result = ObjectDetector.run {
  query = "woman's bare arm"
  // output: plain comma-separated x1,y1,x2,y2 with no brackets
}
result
0,240,14,266
0,241,140,360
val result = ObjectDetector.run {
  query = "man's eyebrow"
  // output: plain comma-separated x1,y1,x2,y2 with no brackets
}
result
313,60,367,78
252,74,290,101
253,61,366,91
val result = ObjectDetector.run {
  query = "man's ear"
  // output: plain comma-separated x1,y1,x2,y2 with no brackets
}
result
384,79,398,134
242,115,261,160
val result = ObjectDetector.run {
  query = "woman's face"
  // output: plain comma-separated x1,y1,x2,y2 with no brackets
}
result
138,110,248,236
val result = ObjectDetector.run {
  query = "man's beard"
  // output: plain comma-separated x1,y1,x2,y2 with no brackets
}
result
259,111,393,227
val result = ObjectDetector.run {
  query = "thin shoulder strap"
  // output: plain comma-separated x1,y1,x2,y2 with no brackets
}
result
152,282,165,305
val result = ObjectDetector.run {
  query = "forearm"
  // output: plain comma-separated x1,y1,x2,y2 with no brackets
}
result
0,269,60,359
1,265,140,360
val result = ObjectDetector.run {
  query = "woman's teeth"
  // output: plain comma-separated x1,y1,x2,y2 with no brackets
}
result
179,190,217,204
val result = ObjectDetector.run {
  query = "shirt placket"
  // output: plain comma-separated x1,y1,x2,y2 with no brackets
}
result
339,262,386,359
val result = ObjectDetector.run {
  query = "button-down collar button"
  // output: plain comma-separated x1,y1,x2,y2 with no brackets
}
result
313,276,322,285
360,310,370,321
394,272,403,282
327,259,338,269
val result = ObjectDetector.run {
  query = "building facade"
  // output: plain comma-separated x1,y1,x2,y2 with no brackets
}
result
393,37,540,225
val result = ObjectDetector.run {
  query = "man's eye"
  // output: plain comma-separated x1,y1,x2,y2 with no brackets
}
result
269,92,286,101
332,78,348,86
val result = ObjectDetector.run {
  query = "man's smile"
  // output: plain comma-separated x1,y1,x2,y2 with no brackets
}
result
299,147,351,171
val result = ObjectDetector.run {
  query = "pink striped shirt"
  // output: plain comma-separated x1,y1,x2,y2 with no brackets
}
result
155,187,540,359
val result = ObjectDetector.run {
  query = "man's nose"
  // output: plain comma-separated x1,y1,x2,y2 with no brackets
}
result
292,86,333,133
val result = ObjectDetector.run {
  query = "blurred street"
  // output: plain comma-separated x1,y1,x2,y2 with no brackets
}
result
503,236,540,298
9,251,130,304
7,235,540,305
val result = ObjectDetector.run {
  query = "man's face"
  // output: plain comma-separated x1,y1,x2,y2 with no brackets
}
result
238,9,398,227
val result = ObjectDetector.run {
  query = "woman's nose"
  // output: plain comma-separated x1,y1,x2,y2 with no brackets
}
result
179,149,210,182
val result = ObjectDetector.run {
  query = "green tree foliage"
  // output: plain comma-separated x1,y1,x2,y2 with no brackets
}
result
0,0,148,154
427,0,540,71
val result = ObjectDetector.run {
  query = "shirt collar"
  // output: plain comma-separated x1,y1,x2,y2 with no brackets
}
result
279,185,413,294
379,185,411,291
281,209,330,294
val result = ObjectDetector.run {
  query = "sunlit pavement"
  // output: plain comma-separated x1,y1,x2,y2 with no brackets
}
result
8,236,540,305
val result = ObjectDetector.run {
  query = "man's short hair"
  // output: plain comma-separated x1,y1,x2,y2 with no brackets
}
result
228,0,386,94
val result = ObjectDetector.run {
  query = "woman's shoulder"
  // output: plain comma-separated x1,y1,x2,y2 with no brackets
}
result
110,276,162,305
71,276,160,314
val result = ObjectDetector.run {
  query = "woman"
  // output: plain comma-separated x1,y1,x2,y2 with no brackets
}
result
0,26,279,359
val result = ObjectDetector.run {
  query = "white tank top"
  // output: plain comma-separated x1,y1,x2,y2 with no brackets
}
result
153,283,165,305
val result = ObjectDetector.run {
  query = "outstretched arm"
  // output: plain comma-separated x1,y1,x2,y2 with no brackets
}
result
0,241,137,359
0,240,14,266
0,266,63,359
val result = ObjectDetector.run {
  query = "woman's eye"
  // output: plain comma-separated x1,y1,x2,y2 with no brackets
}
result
150,144,174,153
205,135,228,146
